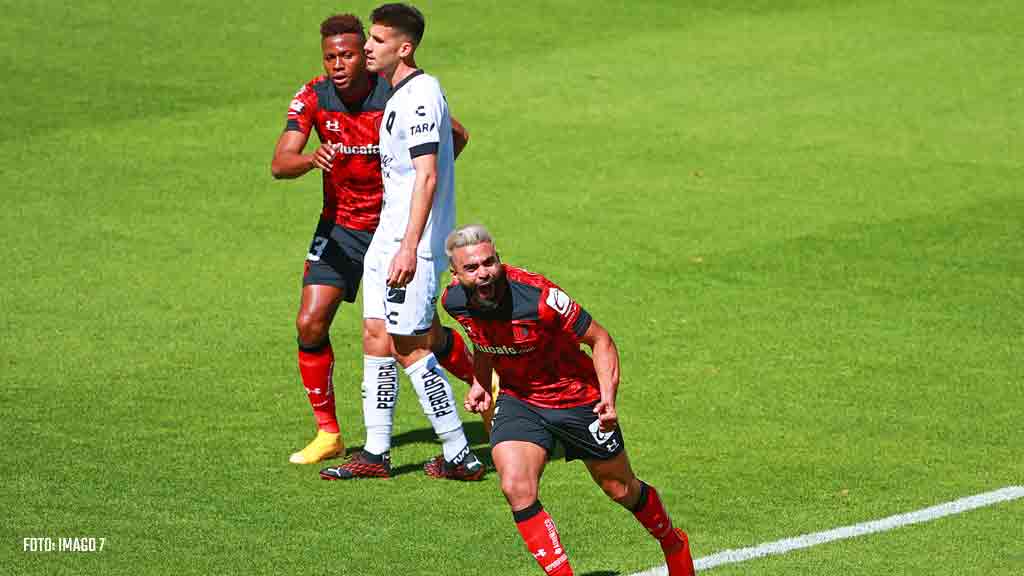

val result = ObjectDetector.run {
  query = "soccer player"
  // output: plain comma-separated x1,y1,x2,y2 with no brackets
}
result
270,13,475,465
442,224,696,576
319,4,484,481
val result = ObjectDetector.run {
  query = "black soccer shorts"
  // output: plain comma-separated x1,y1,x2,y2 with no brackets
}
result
302,218,373,303
489,393,626,461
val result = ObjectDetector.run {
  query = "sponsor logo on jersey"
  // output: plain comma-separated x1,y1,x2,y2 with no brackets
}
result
325,119,341,131
381,154,395,180
474,343,536,355
410,122,435,135
331,142,380,155
415,105,426,117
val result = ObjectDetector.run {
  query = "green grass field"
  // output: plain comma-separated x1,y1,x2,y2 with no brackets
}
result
3,1,1022,574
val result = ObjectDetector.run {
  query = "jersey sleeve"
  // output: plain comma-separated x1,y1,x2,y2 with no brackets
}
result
285,83,317,134
401,78,445,158
540,284,592,341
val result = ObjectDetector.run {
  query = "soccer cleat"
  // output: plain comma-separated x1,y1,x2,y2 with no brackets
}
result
289,430,344,464
423,452,485,481
319,450,391,480
663,528,695,576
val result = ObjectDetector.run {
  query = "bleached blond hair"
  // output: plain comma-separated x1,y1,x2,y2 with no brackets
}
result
445,224,494,258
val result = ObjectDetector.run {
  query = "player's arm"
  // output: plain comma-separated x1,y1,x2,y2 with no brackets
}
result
580,318,621,432
388,151,437,286
465,349,495,413
271,130,339,179
451,116,469,161
270,130,313,178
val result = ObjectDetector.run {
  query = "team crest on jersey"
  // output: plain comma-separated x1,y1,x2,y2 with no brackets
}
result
513,325,530,340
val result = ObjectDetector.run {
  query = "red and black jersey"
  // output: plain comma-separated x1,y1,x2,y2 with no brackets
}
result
285,75,391,232
442,265,599,409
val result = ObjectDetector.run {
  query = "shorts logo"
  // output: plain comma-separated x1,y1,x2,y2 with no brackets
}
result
588,419,619,452
387,311,399,326
386,287,406,304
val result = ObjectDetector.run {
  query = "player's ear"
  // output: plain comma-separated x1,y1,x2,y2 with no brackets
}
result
398,40,414,59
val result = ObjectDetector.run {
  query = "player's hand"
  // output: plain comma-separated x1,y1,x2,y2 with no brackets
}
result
593,400,618,433
311,142,337,171
464,382,492,414
387,245,417,287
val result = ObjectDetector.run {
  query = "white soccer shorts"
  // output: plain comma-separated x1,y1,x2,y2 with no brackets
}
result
362,240,446,336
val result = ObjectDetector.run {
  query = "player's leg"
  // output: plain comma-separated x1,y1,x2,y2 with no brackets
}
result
391,332,483,480
320,245,396,480
428,316,473,383
289,222,352,464
427,316,498,436
490,396,572,576
584,451,694,576
388,256,483,480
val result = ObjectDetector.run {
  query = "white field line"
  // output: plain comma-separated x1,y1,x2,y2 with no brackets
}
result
629,485,1024,576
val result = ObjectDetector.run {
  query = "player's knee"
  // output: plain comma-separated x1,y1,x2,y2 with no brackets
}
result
500,475,538,509
296,311,329,347
362,320,391,356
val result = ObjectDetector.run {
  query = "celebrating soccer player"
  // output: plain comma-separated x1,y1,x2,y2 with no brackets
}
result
319,4,485,481
270,13,476,466
442,224,696,576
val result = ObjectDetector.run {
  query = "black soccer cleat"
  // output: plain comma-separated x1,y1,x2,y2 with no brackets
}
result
320,450,391,480
423,451,485,481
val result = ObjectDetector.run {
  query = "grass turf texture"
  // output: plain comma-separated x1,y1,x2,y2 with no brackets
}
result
2,1,1022,574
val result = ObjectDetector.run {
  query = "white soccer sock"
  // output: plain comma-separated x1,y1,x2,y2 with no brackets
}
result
405,353,471,465
362,355,399,455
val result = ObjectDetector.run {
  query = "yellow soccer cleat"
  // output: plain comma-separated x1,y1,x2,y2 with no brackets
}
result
289,430,344,464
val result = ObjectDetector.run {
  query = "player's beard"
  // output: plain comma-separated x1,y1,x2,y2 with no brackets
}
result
469,276,505,311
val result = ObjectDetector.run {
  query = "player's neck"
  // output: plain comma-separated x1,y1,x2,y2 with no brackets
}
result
337,73,373,105
384,58,419,88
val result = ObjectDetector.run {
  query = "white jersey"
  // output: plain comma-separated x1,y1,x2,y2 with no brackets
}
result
375,70,455,260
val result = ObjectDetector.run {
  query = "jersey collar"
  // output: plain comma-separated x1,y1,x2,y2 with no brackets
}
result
390,68,424,93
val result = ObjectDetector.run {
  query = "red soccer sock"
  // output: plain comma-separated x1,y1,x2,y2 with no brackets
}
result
514,501,573,576
632,482,695,576
436,327,474,383
298,340,338,433
632,481,680,547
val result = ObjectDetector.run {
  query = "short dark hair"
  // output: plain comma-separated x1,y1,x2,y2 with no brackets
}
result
370,3,425,45
320,14,365,39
